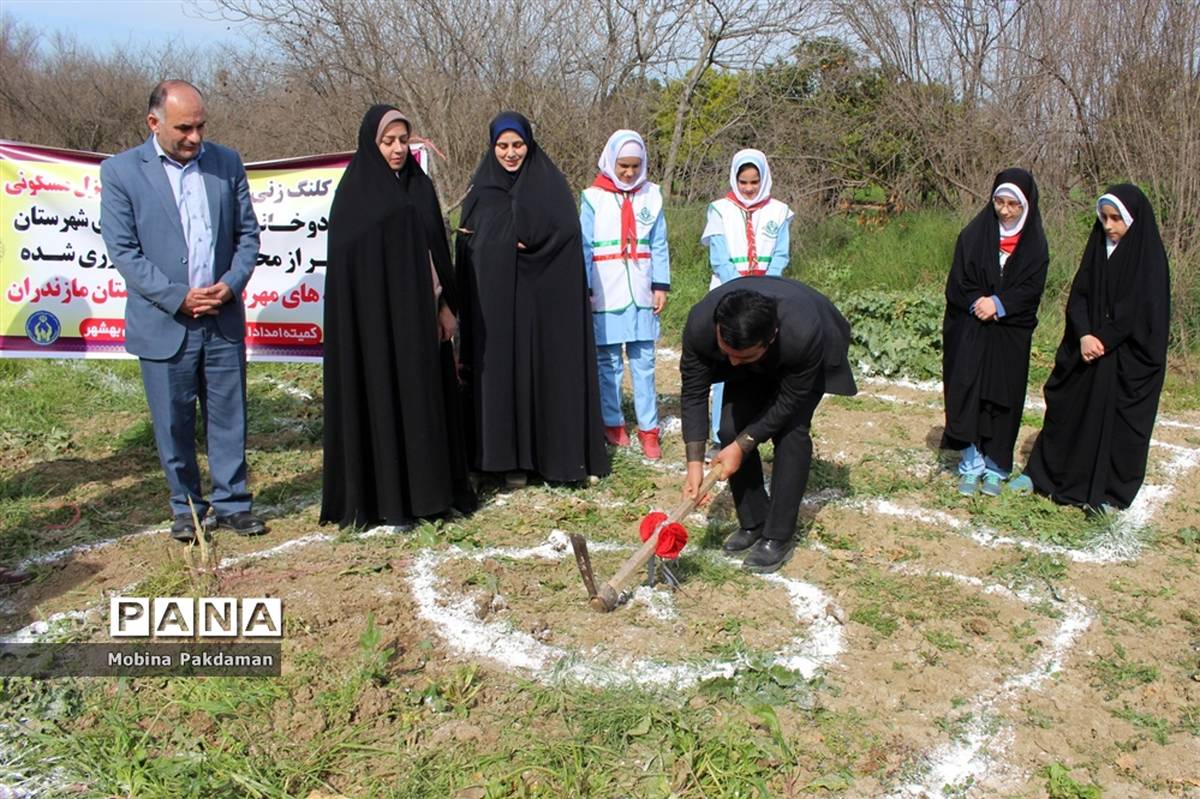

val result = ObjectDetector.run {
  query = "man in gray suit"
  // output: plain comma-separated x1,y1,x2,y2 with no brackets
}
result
101,79,266,540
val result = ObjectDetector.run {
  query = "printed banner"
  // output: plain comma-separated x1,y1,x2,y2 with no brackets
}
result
0,140,426,361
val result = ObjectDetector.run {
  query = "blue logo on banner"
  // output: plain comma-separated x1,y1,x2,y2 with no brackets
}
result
26,310,61,346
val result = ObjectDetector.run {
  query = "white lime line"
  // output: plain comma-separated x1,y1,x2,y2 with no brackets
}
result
254,375,314,402
217,533,335,568
407,531,845,689
16,527,162,571
888,596,1092,798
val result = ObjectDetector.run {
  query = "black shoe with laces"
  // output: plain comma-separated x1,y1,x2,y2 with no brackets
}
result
170,513,216,542
742,538,794,574
216,512,268,536
722,526,762,554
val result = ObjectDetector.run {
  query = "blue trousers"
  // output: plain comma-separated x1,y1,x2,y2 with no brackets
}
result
596,341,658,430
958,444,1008,479
139,317,252,518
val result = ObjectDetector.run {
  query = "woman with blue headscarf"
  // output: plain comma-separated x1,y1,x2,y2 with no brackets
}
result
1013,184,1171,511
456,112,610,488
581,130,671,460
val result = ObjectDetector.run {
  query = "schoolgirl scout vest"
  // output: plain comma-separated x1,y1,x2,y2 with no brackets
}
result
704,197,792,277
581,183,663,313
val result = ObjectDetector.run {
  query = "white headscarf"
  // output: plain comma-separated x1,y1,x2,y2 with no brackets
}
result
992,182,1029,237
1096,193,1133,226
1096,193,1134,257
597,129,647,191
728,149,772,206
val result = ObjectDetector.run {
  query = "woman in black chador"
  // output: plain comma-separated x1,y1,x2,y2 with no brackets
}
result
1013,184,1171,511
455,112,610,487
321,105,474,528
942,168,1049,497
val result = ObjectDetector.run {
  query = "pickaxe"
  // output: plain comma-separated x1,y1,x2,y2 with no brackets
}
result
571,462,724,613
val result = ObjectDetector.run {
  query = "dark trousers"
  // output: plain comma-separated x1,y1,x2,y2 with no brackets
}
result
139,316,252,518
717,374,823,542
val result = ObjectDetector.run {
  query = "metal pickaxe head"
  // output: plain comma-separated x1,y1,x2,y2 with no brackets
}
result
569,533,598,600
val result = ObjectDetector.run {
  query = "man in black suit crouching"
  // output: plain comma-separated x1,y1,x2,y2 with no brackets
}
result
681,277,856,573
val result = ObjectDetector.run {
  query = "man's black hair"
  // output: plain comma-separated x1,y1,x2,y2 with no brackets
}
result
713,289,778,350
148,80,203,115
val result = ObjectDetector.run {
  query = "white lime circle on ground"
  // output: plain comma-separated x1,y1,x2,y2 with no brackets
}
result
407,530,846,689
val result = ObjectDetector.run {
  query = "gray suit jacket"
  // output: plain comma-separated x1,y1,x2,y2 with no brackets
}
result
100,137,260,359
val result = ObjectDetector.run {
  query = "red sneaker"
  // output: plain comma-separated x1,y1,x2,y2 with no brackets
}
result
605,425,631,447
637,428,662,460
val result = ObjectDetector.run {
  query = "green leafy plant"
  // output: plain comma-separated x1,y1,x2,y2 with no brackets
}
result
1041,762,1102,798
357,611,394,684
836,289,944,379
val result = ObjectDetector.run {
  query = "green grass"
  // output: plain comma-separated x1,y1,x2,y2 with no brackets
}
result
942,486,1126,549
988,551,1068,593
840,567,990,639
923,628,968,653
10,663,824,797
1089,642,1159,699
1042,762,1102,799
1111,704,1172,745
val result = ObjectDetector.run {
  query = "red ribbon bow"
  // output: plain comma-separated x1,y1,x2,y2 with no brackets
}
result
638,511,689,560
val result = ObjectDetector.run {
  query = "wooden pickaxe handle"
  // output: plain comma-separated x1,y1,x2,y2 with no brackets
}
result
590,462,724,612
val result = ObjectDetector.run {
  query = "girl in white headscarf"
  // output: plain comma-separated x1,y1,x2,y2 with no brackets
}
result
941,168,1048,499
581,129,671,459
700,149,794,449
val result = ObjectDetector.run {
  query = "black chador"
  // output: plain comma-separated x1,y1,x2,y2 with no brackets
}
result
455,112,610,482
1024,184,1171,509
321,105,473,527
941,168,1049,475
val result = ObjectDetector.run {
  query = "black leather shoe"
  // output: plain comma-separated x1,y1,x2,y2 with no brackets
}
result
722,526,762,554
742,538,794,574
216,512,268,536
170,514,215,542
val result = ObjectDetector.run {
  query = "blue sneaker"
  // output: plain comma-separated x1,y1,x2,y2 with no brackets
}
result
1007,473,1033,494
980,473,1004,497
957,473,980,496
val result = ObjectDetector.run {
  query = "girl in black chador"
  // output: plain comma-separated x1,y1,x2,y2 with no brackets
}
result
1013,184,1171,511
942,168,1049,498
